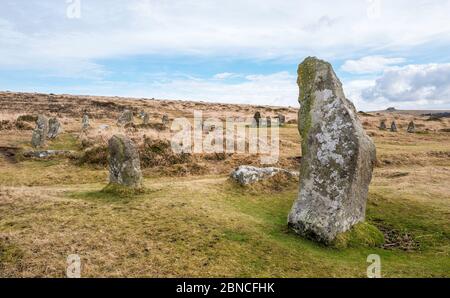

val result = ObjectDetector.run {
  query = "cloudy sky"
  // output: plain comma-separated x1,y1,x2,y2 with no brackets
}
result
1,0,450,110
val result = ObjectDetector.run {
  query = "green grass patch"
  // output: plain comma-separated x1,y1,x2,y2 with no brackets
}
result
47,133,80,151
332,222,385,249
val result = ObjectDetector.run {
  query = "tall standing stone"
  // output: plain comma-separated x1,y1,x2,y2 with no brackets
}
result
47,117,61,139
36,115,48,136
108,135,142,188
390,121,398,132
31,128,45,148
407,121,415,133
117,110,133,126
81,113,90,130
288,57,376,244
31,115,48,148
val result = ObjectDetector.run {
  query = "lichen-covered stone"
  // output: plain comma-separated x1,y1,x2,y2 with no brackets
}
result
390,121,398,132
407,121,415,133
81,113,90,130
117,110,133,126
379,120,387,130
108,134,142,188
231,165,298,186
36,115,48,135
31,128,45,148
288,57,376,244
143,113,150,125
276,114,286,126
162,115,169,125
47,117,61,139
31,115,48,148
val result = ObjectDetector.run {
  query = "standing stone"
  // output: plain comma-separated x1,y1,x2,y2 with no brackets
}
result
143,113,150,125
117,110,133,126
276,114,286,126
253,112,262,128
379,120,387,130
390,121,398,132
31,128,45,148
288,57,376,244
162,115,169,126
36,115,48,136
81,113,90,130
47,117,61,139
108,135,142,188
407,121,415,133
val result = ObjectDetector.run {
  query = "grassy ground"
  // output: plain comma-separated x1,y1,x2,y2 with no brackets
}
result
1,94,449,277
1,126,449,277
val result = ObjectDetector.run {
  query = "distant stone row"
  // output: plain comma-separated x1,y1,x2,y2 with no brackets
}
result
379,120,416,133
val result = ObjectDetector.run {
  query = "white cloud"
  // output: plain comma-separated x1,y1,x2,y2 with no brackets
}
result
341,56,405,74
212,72,239,80
345,63,450,110
1,0,450,72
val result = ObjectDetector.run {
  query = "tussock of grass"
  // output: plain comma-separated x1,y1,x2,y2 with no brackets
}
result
332,222,385,249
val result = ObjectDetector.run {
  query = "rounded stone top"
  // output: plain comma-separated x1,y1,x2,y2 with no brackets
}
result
297,56,345,102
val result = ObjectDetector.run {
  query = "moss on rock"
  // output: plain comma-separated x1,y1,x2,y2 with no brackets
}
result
332,222,385,249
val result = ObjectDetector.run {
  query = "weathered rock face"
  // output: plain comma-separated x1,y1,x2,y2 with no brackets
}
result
162,115,169,125
288,57,376,244
390,121,398,132
108,134,142,188
36,115,48,135
31,128,45,148
407,121,415,133
47,117,61,139
117,110,133,126
379,120,387,130
81,113,90,130
31,115,48,148
277,114,286,126
231,165,298,186
143,113,150,125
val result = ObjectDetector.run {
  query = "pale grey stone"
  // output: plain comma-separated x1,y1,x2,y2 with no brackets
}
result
288,57,376,244
390,121,398,132
407,121,415,133
117,110,133,126
82,113,90,130
108,134,142,188
162,115,169,125
31,128,45,148
231,165,298,186
47,117,61,139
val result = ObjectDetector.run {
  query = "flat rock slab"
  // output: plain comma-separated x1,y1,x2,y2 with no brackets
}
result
231,165,298,186
23,150,76,158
